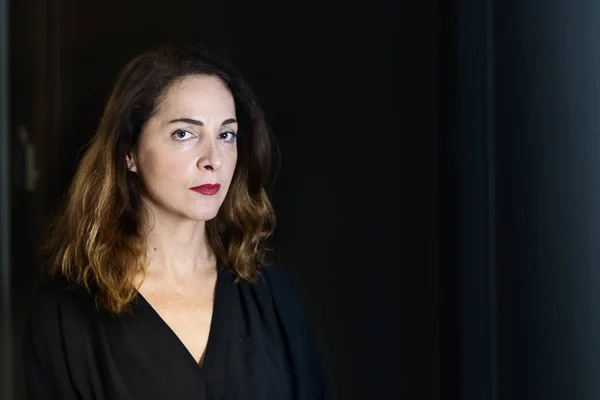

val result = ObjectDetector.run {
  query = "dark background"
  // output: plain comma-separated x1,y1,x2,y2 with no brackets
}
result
7,0,600,399
4,0,448,399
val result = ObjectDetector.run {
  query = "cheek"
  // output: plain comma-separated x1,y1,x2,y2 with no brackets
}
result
140,150,186,186
225,152,238,182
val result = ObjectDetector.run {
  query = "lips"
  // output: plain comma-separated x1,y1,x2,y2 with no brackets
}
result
191,184,221,195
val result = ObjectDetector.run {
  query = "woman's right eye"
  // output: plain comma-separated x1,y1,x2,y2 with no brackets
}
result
171,130,193,141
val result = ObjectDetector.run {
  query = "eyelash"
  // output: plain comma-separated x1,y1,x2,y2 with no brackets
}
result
218,131,238,143
171,129,238,143
171,130,194,141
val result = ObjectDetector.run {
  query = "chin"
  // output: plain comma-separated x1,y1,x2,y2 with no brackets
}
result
185,209,220,222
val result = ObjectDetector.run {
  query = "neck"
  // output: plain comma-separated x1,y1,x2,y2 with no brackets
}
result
140,209,217,278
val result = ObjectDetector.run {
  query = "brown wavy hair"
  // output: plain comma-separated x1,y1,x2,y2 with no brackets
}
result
45,45,277,314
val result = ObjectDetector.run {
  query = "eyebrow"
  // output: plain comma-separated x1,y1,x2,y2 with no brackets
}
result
168,118,237,126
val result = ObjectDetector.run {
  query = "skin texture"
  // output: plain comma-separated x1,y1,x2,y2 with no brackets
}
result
126,74,239,364
128,74,238,224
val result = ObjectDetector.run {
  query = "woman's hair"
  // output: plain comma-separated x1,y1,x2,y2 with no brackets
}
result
45,45,277,314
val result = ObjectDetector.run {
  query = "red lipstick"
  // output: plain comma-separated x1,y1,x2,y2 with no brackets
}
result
191,184,220,195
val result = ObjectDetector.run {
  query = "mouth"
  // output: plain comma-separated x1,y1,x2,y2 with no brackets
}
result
190,184,221,196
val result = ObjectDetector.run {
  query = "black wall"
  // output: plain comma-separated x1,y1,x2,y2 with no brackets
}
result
495,1,600,399
454,1,600,399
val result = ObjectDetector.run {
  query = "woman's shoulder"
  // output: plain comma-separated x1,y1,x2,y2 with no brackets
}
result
27,275,96,332
259,265,301,297
258,265,308,326
259,265,297,289
33,275,95,306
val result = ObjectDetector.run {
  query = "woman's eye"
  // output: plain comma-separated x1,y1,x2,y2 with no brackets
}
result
171,130,193,141
219,131,237,143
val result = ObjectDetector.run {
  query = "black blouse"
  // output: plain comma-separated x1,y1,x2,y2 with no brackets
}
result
23,266,329,399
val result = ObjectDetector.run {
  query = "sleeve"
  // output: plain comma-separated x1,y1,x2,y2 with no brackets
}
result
263,266,331,400
22,285,81,400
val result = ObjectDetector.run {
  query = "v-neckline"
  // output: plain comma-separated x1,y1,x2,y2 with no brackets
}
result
134,265,229,376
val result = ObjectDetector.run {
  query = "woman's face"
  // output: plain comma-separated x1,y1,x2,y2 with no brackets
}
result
128,74,238,223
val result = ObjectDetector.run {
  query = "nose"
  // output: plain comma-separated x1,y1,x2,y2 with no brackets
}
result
197,142,223,171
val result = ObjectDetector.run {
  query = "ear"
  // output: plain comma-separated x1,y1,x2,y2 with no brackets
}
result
125,153,137,173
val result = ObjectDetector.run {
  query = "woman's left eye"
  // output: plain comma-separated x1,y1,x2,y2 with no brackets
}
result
171,130,194,141
219,131,237,143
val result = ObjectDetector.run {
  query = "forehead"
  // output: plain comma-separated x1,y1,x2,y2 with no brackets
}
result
155,74,236,118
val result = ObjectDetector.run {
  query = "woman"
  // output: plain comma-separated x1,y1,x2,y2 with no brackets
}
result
23,46,328,399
